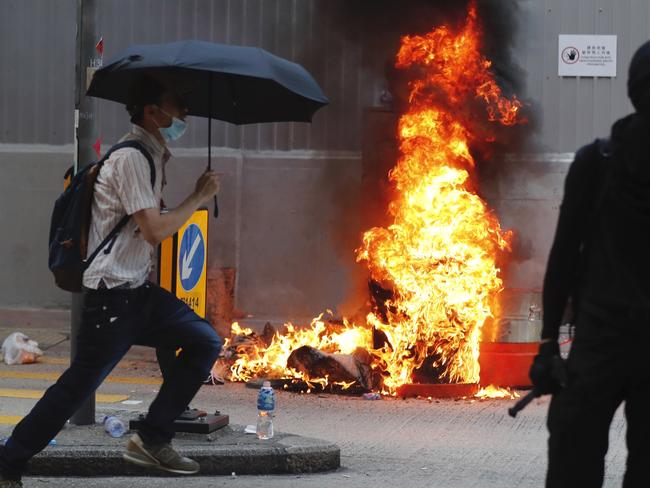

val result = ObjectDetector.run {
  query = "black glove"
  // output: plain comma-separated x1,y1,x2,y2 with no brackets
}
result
529,340,568,395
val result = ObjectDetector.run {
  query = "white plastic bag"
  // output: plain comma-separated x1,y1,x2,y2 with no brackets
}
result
1,332,43,365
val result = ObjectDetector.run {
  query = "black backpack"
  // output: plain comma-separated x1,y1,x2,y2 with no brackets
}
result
48,141,155,292
568,137,614,323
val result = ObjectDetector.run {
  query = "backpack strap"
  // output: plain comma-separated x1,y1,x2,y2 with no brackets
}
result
571,138,616,320
96,140,156,188
592,138,614,216
572,138,614,250
83,141,156,269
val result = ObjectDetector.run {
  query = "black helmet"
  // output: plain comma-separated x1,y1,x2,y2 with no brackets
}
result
628,40,650,113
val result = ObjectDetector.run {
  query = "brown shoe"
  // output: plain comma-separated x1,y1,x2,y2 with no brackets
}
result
123,433,199,475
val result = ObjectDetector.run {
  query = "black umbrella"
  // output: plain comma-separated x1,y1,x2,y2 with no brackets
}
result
87,39,329,216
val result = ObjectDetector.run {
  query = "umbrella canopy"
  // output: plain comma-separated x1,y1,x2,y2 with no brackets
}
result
87,40,329,124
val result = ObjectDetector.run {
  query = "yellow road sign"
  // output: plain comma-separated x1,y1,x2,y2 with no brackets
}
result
158,208,208,318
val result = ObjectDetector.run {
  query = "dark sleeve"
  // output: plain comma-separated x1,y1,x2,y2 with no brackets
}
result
541,143,599,340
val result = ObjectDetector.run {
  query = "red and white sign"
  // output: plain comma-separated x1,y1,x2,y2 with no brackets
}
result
559,35,617,77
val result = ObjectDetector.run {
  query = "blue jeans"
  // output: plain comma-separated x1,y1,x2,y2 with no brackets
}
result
0,282,222,479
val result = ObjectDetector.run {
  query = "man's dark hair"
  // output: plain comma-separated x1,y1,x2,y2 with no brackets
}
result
126,75,166,124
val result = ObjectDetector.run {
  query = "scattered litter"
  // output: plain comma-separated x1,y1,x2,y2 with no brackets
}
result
203,370,225,386
362,392,381,401
121,400,143,405
343,474,351,478
421,467,428,470
1,332,43,365
103,415,126,438
49,439,57,446
231,472,236,478
288,346,373,389
244,424,257,434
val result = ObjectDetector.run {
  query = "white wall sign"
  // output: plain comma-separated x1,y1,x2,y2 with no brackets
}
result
558,35,617,77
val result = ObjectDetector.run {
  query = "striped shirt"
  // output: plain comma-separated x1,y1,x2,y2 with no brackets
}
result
83,125,170,290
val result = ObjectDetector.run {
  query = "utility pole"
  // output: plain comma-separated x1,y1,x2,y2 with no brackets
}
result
71,0,100,425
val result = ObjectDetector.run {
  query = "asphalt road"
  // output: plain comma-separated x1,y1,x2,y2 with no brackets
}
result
0,320,628,488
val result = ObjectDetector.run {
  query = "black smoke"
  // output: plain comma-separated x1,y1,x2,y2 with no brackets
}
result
316,0,535,318
317,0,526,98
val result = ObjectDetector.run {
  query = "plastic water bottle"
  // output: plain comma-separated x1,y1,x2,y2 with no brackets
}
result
103,415,126,438
256,381,276,440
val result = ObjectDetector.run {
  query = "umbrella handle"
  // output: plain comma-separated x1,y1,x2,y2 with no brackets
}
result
213,195,219,218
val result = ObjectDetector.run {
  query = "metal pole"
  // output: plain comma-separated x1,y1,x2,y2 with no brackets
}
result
208,74,212,172
209,72,219,218
71,0,99,425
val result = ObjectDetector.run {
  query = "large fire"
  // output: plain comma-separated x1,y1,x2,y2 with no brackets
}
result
218,2,525,396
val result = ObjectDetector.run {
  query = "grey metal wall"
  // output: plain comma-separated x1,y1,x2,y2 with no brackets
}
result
2,0,650,318
4,1,650,152
518,0,650,153
0,0,366,152
0,0,77,145
0,0,368,320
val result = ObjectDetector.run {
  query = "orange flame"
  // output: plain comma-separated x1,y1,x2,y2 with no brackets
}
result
224,315,373,389
221,1,525,396
356,1,523,392
475,385,520,400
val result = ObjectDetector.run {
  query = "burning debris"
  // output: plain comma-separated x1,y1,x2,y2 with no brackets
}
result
214,1,526,398
287,346,375,390
216,317,375,392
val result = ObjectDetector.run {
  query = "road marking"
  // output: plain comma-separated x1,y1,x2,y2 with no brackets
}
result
35,357,70,365
0,415,23,425
0,371,162,385
0,388,128,403
37,356,155,369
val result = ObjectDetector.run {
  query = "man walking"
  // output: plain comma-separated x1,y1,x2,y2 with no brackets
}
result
0,75,222,486
531,41,650,487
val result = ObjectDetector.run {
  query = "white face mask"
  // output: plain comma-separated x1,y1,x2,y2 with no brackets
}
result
156,107,188,142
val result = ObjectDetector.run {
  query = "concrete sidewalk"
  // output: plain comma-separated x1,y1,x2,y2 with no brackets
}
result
0,308,71,331
0,308,340,477
23,419,340,477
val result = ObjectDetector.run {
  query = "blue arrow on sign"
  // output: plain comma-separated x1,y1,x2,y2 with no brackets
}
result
179,223,205,292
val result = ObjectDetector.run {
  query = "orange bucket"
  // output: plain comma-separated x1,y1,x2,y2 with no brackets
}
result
478,342,539,387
